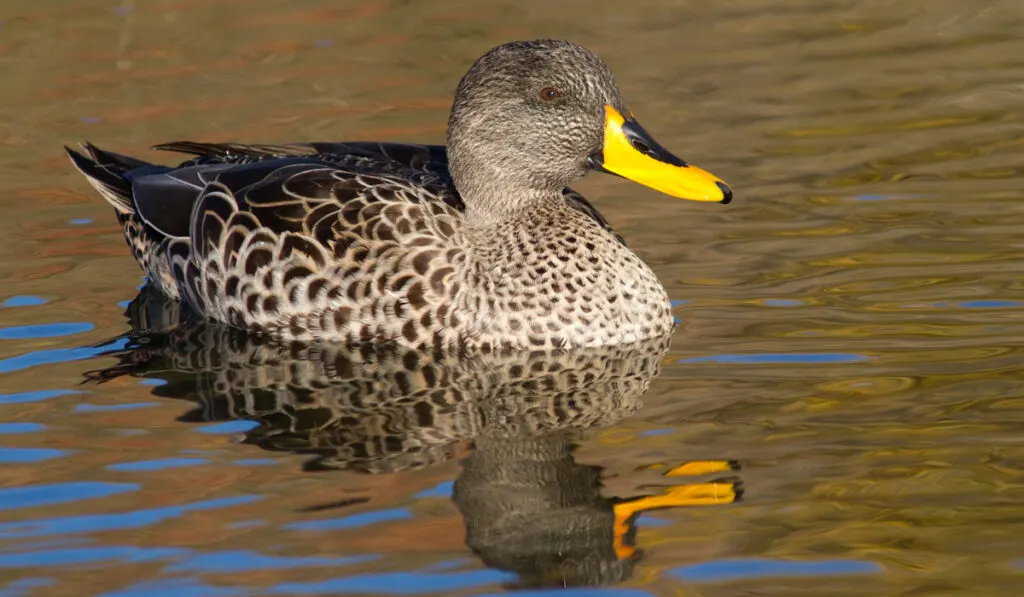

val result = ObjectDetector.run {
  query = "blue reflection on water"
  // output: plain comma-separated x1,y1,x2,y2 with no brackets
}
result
0,296,48,308
74,402,158,413
762,298,805,307
267,569,515,595
0,546,188,568
100,579,244,597
0,390,82,405
0,448,67,463
0,423,44,435
285,508,413,532
0,577,54,597
0,338,128,374
671,558,882,582
679,353,868,365
107,458,209,472
670,299,688,324
193,421,259,435
414,481,453,499
0,495,261,539
636,516,671,528
957,300,1023,309
0,322,94,340
0,482,137,511
166,550,376,573
853,193,928,201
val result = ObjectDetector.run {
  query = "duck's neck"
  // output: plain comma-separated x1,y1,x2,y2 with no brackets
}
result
462,188,560,228
446,127,572,227
452,163,566,228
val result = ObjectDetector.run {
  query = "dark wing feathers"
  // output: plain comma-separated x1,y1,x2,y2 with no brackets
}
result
153,141,318,159
131,164,232,238
67,139,622,247
65,142,169,214
308,142,451,179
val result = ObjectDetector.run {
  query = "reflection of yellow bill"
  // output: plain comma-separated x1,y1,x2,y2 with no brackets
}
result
612,481,739,559
666,460,737,477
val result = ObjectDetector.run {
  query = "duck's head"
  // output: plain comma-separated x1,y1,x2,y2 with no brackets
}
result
447,39,732,220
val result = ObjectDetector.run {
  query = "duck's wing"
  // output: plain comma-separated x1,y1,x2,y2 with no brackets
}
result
105,142,458,245
155,141,454,184
153,141,624,244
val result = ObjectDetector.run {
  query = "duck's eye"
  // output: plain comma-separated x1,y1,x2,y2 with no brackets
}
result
539,86,562,102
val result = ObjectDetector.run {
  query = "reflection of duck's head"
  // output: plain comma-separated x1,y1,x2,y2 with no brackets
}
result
454,433,635,588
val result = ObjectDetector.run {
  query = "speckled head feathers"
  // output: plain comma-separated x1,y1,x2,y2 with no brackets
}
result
446,40,629,215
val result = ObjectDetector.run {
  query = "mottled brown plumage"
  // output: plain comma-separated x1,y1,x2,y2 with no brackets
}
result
66,40,697,350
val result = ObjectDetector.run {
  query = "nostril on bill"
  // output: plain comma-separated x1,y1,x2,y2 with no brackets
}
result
630,139,651,155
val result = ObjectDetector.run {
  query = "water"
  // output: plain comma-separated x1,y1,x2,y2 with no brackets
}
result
2,0,1023,595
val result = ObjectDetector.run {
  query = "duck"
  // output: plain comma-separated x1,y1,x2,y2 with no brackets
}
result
66,39,732,351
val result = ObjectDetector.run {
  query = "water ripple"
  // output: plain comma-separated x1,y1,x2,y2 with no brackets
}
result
679,352,870,364
0,423,44,435
165,550,376,573
265,570,516,595
0,496,261,539
0,338,128,374
0,448,67,464
107,458,210,472
0,546,188,568
0,322,93,340
0,296,48,308
671,558,883,582
284,508,414,532
0,390,82,405
0,482,137,511
100,579,243,597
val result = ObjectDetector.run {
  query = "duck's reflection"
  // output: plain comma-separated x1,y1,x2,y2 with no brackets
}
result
88,288,740,589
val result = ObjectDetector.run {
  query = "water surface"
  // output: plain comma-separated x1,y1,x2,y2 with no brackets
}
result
1,0,1023,595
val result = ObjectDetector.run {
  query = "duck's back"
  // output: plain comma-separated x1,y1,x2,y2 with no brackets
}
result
67,141,621,348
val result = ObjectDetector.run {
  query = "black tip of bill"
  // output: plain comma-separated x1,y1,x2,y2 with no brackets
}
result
716,181,733,204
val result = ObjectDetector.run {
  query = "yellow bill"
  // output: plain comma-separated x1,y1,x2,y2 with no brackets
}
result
588,105,732,203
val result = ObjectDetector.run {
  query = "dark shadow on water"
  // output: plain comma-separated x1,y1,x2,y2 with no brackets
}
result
84,286,741,590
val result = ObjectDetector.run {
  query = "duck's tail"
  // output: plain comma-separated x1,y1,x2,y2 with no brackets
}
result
64,142,154,214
